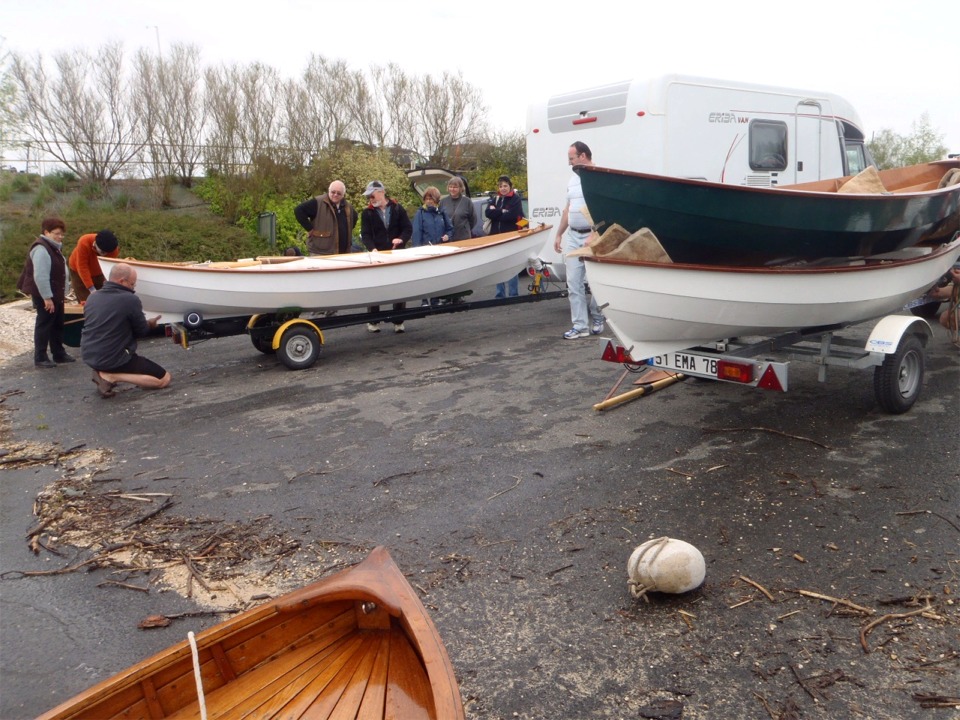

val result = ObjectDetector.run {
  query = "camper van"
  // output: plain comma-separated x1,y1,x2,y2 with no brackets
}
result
526,74,873,274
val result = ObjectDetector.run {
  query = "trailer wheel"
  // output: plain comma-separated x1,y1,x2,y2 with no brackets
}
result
277,325,321,370
183,311,204,330
250,334,276,355
873,334,924,414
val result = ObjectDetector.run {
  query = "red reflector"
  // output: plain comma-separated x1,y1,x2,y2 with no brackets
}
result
572,116,598,125
757,365,784,391
532,128,540,133
542,267,551,278
636,111,646,117
717,360,753,383
601,341,633,363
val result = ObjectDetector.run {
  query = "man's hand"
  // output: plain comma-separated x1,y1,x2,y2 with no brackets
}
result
148,315,161,329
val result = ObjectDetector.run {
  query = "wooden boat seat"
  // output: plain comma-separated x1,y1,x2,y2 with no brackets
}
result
889,180,940,194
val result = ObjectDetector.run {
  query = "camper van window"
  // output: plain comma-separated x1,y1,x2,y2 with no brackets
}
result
844,144,867,175
749,120,788,171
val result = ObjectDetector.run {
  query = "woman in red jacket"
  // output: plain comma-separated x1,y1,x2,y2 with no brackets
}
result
68,230,120,302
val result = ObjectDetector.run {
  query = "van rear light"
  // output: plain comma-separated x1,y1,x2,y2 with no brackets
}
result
717,360,753,383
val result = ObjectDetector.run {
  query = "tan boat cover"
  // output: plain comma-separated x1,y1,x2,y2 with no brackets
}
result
837,165,887,194
567,223,673,263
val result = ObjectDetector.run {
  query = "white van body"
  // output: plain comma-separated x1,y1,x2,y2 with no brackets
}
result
526,74,873,274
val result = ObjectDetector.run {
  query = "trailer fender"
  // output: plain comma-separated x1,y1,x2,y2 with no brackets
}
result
865,315,932,354
271,318,324,351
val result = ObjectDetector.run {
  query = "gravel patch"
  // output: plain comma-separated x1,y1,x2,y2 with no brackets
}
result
0,299,37,366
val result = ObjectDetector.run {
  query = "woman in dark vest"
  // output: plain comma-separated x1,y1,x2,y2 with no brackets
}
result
17,216,74,368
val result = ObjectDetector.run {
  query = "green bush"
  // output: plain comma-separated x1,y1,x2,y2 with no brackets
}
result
11,174,36,193
31,184,55,210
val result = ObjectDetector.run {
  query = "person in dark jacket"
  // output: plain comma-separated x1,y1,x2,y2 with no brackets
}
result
411,186,453,247
293,180,358,255
17,216,74,368
81,263,171,398
485,176,526,298
359,180,413,333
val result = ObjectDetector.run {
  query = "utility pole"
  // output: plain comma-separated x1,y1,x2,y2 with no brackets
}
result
147,26,161,55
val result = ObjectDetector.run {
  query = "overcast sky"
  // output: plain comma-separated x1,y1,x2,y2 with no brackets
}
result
3,0,958,154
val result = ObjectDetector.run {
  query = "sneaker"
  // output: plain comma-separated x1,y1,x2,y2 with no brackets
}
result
591,318,605,335
394,323,405,333
53,353,76,363
34,358,56,369
563,328,589,340
366,323,381,333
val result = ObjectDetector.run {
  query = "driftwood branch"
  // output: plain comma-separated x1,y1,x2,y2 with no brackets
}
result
704,426,832,449
120,497,175,530
792,589,874,615
859,605,931,653
739,575,775,602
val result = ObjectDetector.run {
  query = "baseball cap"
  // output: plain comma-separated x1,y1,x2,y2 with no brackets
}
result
363,180,385,196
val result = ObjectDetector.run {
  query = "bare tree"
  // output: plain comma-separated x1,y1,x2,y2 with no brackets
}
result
204,62,280,174
280,56,356,166
0,41,19,160
11,43,144,184
413,71,487,166
132,43,206,188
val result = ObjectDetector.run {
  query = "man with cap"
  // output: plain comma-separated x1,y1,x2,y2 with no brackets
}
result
360,180,413,332
68,229,120,303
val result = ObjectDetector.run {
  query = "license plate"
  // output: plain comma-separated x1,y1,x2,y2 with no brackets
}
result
649,351,718,378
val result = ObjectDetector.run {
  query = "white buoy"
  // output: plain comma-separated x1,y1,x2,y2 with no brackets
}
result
627,537,705,600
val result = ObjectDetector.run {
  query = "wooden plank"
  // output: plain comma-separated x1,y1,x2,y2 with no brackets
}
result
354,633,390,720
254,633,376,719
163,633,364,720
141,677,165,719
384,628,436,719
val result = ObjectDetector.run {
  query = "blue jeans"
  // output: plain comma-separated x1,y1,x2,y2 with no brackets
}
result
495,275,519,298
563,231,602,332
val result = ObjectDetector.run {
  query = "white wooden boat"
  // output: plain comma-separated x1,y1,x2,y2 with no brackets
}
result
99,227,550,324
584,237,960,360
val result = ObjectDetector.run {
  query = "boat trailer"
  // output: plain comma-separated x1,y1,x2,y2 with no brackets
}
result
167,287,566,371
599,314,935,414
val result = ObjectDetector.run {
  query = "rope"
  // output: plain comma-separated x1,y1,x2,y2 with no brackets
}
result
627,536,670,600
188,631,208,720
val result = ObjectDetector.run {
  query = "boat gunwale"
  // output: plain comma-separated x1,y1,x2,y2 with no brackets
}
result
584,237,960,276
577,161,960,200
99,226,550,274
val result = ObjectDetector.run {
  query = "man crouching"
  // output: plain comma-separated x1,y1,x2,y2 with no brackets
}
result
81,263,171,398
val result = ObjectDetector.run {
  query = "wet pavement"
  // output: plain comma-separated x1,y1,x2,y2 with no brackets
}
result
1,295,958,719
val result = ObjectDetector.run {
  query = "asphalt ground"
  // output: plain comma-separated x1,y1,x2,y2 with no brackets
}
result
1,294,958,719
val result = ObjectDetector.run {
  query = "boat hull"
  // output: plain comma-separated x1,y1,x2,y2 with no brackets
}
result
99,227,550,324
37,547,464,720
578,162,960,264
585,239,960,360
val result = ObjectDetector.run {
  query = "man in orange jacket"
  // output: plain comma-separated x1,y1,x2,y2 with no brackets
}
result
68,230,120,302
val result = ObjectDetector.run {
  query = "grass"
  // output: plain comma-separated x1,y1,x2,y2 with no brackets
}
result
0,177,271,303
